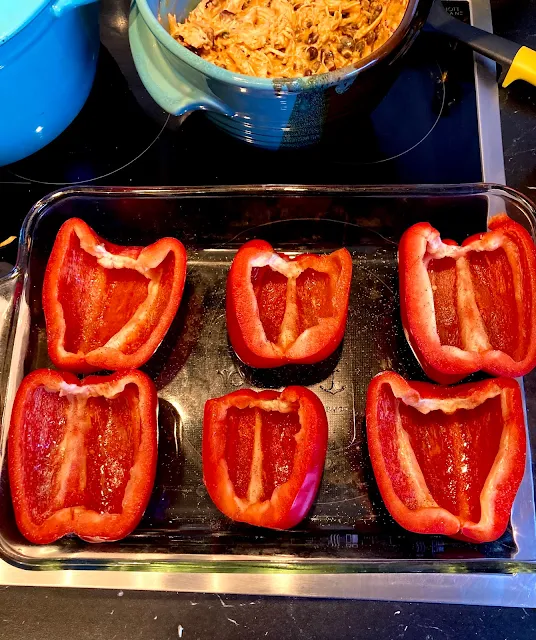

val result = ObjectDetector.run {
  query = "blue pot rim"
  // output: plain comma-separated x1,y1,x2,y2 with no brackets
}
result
134,0,420,91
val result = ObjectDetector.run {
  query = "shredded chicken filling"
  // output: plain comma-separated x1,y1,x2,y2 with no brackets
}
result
168,0,408,78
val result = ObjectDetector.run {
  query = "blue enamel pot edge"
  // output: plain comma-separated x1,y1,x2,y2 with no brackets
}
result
129,0,432,149
0,0,100,167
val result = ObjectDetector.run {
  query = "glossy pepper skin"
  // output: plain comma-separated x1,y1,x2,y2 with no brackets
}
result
9,369,158,544
226,240,352,368
399,214,536,384
43,218,187,373
203,386,328,529
366,371,526,543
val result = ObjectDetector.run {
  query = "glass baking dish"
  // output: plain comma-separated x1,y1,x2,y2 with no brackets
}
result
0,184,535,575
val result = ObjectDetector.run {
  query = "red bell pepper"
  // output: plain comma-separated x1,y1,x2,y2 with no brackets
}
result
399,214,536,384
366,371,526,543
9,369,158,544
226,240,352,368
203,386,328,529
43,218,187,373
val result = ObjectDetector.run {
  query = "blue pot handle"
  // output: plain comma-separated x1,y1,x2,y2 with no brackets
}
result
52,0,99,17
129,4,233,117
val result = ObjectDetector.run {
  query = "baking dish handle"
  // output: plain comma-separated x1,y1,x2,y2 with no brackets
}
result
129,5,234,117
0,270,28,437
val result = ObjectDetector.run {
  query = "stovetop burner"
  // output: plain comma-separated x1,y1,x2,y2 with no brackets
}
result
0,0,504,268
3,1,481,189
153,23,479,187
7,47,170,187
317,50,446,167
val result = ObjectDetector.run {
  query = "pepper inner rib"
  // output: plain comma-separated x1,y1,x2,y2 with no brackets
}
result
251,265,333,349
247,410,265,503
224,405,301,504
59,233,175,356
378,384,505,524
23,383,142,525
426,240,526,360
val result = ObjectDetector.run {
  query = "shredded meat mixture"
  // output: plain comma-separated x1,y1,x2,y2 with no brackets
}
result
168,0,408,78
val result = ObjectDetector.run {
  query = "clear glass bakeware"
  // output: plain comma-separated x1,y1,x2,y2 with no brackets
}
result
0,184,535,574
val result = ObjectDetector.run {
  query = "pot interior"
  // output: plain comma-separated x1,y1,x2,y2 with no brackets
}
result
151,0,201,27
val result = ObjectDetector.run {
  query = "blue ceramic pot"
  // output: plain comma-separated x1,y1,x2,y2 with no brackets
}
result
129,0,431,149
0,0,100,166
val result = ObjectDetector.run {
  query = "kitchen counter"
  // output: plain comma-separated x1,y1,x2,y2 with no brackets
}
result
0,587,534,639
1,0,536,637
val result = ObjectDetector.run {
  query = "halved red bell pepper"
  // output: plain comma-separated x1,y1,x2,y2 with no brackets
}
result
399,214,536,384
43,218,187,373
9,369,158,544
203,386,328,529
366,371,526,543
226,240,352,368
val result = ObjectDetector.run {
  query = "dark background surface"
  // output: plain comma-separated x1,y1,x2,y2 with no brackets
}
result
1,0,536,638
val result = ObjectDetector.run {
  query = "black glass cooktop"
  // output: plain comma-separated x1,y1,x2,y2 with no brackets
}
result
0,1,481,265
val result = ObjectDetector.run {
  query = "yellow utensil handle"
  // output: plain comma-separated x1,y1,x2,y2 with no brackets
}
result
503,46,536,88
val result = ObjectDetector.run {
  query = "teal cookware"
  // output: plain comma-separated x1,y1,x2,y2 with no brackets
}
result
129,0,428,149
